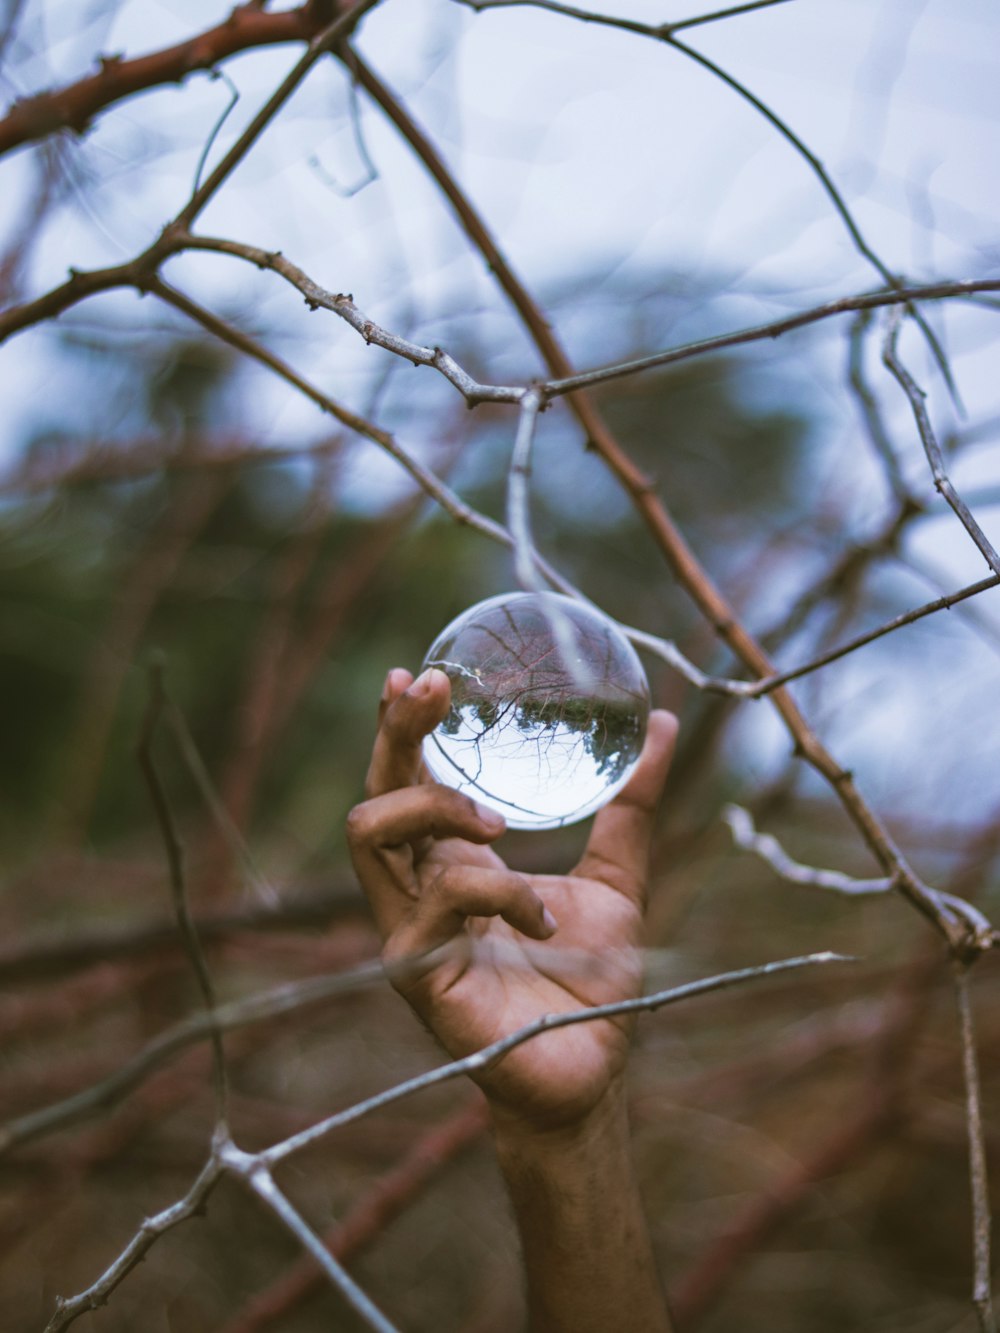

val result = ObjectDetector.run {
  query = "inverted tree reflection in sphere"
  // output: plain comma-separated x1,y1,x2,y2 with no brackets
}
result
420,592,650,830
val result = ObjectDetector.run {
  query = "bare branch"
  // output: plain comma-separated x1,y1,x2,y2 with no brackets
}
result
172,233,523,404
0,885,366,985
137,661,228,1126
723,805,997,944
542,277,1000,398
176,0,383,228
848,309,914,504
742,572,1000,698
0,4,321,157
883,309,1000,579
43,1154,223,1333
953,962,998,1333
265,951,854,1164
723,804,894,895
225,1143,404,1333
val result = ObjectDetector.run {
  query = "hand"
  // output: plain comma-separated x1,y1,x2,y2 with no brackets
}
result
347,666,678,1134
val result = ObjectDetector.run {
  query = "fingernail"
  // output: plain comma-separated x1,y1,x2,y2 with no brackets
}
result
474,801,505,830
541,907,559,934
407,668,437,698
380,669,396,702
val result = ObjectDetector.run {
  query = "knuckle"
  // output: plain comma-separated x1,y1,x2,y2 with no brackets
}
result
429,864,463,900
344,803,372,847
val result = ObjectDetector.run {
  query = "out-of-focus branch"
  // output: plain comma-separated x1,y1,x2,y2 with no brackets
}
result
848,309,914,504
954,963,997,1333
0,961,384,1157
0,884,367,985
671,952,937,1327
724,804,894,895
138,662,229,1123
760,499,919,651
0,433,341,496
0,4,322,157
724,804,997,944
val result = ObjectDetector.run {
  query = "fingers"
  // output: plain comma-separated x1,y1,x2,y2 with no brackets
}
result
384,864,556,976
574,709,678,902
366,667,451,799
347,784,506,933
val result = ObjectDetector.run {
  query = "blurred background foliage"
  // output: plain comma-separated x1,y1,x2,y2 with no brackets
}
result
1,2,998,1331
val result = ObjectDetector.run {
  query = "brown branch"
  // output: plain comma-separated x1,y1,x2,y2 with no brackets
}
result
671,953,938,1327
0,432,343,496
137,661,228,1123
0,3,322,158
0,882,367,985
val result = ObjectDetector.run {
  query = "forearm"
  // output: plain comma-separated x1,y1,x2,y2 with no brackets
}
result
492,1086,673,1333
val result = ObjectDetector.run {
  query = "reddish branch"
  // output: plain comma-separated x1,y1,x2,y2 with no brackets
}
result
0,2,332,158
218,1097,489,1333
671,955,937,1327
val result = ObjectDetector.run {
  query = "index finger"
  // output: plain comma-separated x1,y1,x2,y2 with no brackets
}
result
573,709,678,902
365,666,452,798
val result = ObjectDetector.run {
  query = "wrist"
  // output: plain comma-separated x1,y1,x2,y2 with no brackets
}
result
490,1079,630,1163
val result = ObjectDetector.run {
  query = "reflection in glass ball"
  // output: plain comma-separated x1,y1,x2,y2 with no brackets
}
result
420,592,650,830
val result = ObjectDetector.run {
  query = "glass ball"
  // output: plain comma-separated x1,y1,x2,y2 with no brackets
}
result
420,592,650,830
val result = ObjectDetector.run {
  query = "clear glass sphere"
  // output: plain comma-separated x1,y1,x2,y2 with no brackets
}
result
420,592,650,830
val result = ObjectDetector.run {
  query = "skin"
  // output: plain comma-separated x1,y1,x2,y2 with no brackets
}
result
347,665,678,1332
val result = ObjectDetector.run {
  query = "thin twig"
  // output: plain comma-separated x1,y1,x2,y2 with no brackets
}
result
223,1142,403,1333
265,951,853,1163
170,234,523,404
137,660,228,1126
848,309,913,503
217,1099,487,1333
454,0,955,395
883,309,1000,578
191,67,241,195
43,1154,224,1332
162,687,279,906
953,962,997,1333
175,0,383,228
540,277,1000,399
739,572,1000,698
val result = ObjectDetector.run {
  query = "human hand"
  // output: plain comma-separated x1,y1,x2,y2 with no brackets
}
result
346,666,678,1134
